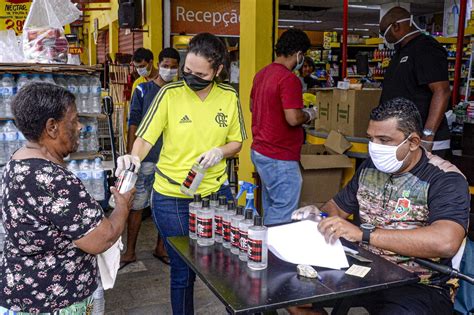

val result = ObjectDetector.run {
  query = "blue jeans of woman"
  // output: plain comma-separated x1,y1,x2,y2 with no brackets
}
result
151,185,234,315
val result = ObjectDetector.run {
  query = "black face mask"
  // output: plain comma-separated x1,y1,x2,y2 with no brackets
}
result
182,71,213,91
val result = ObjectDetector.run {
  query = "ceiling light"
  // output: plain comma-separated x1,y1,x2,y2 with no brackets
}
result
333,27,370,32
279,25,294,28
363,23,380,27
278,19,322,24
348,4,380,10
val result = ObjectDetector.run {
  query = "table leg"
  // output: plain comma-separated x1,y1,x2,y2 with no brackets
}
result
331,298,351,315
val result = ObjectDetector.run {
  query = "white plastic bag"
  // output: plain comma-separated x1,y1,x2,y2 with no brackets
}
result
0,30,25,63
22,0,81,64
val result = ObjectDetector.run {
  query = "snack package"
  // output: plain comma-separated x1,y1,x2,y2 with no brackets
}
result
22,0,81,64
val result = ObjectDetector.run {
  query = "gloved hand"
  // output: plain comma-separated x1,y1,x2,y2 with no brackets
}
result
291,205,321,221
302,107,318,122
197,148,224,169
115,155,141,177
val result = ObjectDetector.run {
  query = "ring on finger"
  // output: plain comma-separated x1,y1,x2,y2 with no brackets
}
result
330,226,335,233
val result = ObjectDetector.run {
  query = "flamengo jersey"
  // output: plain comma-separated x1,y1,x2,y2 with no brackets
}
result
136,80,247,198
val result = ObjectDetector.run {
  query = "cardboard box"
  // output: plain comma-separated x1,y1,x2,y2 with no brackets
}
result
299,143,353,206
331,88,382,137
314,88,334,132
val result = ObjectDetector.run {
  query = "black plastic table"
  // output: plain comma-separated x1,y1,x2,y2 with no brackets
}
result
168,236,419,314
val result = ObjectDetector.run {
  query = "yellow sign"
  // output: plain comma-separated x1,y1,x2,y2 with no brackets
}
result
0,0,32,35
382,58,391,68
68,47,83,55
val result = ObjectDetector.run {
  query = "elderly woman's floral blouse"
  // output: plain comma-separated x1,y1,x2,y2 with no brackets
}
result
0,159,104,313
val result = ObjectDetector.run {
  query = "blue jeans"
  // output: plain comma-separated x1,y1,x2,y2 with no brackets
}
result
151,185,233,315
251,149,302,225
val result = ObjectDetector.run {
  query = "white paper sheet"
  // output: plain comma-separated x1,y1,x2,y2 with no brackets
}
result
268,220,349,270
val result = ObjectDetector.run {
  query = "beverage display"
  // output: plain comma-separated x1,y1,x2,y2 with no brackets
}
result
197,198,214,246
0,74,16,118
248,215,268,270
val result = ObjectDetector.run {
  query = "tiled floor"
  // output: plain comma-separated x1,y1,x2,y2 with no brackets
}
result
105,217,368,315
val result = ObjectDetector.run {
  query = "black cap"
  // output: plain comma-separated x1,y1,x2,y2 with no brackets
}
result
245,209,253,220
254,215,263,226
210,192,219,201
193,194,202,202
202,198,210,207
227,200,235,210
218,196,227,206
236,205,244,216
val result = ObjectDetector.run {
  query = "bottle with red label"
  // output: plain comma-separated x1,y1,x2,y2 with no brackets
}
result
230,206,245,254
238,209,254,261
180,163,206,196
189,194,202,240
214,196,227,243
247,215,268,270
222,200,236,249
197,198,214,246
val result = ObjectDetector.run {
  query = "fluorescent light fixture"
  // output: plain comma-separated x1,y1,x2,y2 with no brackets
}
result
333,27,370,31
363,23,380,26
348,4,380,10
278,19,322,23
279,25,294,28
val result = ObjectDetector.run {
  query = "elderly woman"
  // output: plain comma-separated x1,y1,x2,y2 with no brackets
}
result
0,82,133,314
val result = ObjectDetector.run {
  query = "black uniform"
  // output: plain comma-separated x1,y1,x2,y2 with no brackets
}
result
380,34,450,147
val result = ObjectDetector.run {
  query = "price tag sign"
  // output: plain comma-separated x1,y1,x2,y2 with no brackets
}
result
68,47,83,55
0,0,33,35
382,58,391,68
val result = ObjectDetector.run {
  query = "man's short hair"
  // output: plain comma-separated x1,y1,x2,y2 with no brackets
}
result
132,48,154,63
370,97,423,137
158,47,180,64
275,29,311,57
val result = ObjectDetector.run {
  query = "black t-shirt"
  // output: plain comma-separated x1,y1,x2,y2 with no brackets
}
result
333,151,470,289
380,34,450,141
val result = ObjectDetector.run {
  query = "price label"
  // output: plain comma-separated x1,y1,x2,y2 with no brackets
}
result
68,47,84,55
1,1,32,35
382,58,391,68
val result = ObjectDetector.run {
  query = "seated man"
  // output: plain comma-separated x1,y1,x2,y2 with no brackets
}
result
292,97,470,315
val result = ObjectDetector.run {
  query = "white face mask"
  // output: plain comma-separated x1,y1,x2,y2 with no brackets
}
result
369,137,411,174
293,52,304,71
383,15,423,50
159,67,178,82
137,65,151,78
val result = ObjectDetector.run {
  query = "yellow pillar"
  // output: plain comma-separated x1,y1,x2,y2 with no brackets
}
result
143,0,163,63
88,27,97,66
109,21,119,62
238,0,278,185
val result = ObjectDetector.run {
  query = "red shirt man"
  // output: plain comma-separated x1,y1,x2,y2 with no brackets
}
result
250,29,316,225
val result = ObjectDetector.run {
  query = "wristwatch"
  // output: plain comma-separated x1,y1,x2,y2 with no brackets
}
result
422,128,435,137
360,223,376,245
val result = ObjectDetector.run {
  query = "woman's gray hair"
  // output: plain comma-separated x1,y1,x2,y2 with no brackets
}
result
12,82,76,142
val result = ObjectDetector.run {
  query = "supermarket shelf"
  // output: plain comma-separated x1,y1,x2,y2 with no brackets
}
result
317,78,327,81
347,75,364,78
374,77,384,80
0,117,14,121
330,43,378,48
435,37,457,44
66,151,103,161
342,59,384,63
0,64,103,75
447,57,470,61
79,113,106,119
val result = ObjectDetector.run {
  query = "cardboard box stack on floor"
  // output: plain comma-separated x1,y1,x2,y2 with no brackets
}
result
299,131,353,207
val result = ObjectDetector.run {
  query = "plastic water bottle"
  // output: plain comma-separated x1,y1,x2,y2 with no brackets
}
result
16,74,30,91
90,76,102,114
55,75,68,90
88,120,99,151
214,196,227,243
68,160,80,177
30,74,42,83
78,76,90,114
238,209,254,261
222,201,235,249
92,158,105,201
230,206,245,254
0,74,17,118
92,281,105,315
3,120,18,160
66,76,79,99
189,194,202,240
247,215,268,270
197,198,214,246
42,74,56,85
17,131,26,150
78,159,92,194
0,131,5,165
